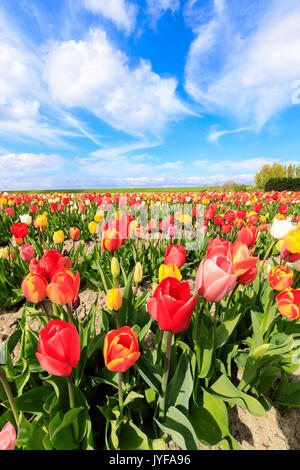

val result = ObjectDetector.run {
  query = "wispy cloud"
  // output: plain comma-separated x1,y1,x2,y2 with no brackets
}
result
83,0,138,35
146,0,180,28
207,125,252,143
184,0,300,130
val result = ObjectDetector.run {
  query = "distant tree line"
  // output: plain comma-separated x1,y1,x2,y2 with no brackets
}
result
255,162,300,190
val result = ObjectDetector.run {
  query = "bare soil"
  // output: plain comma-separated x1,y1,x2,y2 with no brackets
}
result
0,284,299,451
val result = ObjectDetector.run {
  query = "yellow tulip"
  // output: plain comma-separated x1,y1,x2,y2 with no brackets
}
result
158,263,182,283
284,229,300,254
105,288,122,311
53,230,65,244
88,221,98,235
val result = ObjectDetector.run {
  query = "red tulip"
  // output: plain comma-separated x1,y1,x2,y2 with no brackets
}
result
221,223,233,234
30,249,72,281
248,214,259,225
5,208,14,216
36,319,80,376
213,216,223,226
224,211,235,222
237,225,259,247
147,277,197,334
164,244,186,269
278,204,289,214
10,222,29,239
205,206,216,220
206,236,232,259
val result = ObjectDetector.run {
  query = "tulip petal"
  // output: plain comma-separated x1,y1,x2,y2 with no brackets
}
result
36,352,72,376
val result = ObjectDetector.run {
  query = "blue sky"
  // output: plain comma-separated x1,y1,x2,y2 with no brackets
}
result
1,0,300,190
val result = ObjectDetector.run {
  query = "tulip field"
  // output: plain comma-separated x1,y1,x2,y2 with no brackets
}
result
0,189,299,451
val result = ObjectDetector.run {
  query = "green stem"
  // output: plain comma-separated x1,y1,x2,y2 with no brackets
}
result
160,330,173,418
66,304,74,324
67,374,79,444
115,310,120,329
264,314,281,342
259,239,277,280
213,302,220,346
0,369,19,427
261,290,277,334
156,329,164,363
118,371,123,416
195,298,207,376
223,283,238,321
41,300,51,322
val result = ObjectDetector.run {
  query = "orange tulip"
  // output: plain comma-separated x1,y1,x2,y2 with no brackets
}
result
231,240,258,285
103,326,140,372
268,265,294,291
69,227,80,240
276,288,300,320
46,268,80,305
21,273,48,303
102,228,124,252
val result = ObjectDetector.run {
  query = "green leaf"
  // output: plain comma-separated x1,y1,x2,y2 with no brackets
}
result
134,354,161,393
4,386,55,414
118,268,134,327
87,332,105,358
210,374,267,417
274,376,300,407
166,353,193,414
155,406,200,450
215,313,242,349
118,420,151,450
189,388,229,446
123,391,144,408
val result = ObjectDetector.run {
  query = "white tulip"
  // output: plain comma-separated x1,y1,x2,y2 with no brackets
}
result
270,219,296,239
20,214,32,225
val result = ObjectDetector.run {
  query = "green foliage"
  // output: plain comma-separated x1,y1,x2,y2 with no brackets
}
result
264,177,300,191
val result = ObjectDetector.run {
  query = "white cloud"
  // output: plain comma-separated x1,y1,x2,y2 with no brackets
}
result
83,0,138,35
194,157,300,174
184,0,300,130
0,152,63,175
44,29,192,137
207,125,252,143
146,0,180,26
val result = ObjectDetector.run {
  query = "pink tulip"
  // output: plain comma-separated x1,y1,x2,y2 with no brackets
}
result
19,243,35,262
195,255,237,302
0,422,17,450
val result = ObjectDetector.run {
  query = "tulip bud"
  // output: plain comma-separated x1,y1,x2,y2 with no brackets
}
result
105,288,122,311
111,257,120,278
134,262,143,284
276,240,285,252
71,294,80,310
